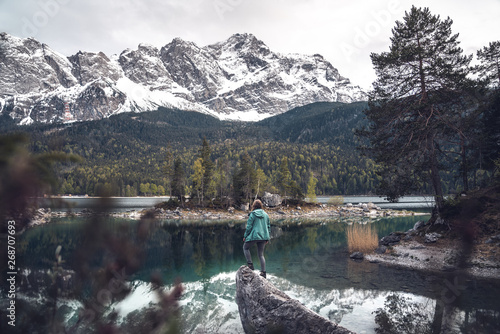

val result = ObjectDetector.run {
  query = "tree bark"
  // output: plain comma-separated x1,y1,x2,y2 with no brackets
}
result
461,134,469,192
431,300,444,334
429,141,444,212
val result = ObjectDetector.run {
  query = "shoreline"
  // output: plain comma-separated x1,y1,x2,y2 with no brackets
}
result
367,241,500,280
30,202,429,224
364,223,500,281
26,201,500,281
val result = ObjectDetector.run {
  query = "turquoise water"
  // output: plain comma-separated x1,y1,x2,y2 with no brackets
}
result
8,215,500,333
16,216,425,283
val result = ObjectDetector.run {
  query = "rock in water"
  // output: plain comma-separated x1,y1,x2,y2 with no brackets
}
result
379,233,401,246
349,252,364,260
235,266,355,334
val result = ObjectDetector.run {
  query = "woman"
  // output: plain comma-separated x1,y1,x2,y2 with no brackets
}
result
243,199,270,278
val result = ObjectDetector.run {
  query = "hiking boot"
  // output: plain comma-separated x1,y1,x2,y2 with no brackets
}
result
260,271,266,278
247,262,254,270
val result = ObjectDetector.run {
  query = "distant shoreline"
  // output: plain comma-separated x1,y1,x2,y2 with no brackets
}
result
30,201,429,227
46,194,435,199
41,195,435,209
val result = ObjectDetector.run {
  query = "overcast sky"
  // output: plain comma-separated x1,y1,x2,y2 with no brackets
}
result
1,0,499,90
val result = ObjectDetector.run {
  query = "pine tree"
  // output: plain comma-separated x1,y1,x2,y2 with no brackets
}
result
476,41,500,172
191,138,215,205
276,157,292,197
479,91,500,170
162,148,174,196
191,158,204,205
200,138,214,198
171,158,184,201
214,158,232,206
233,152,257,205
359,6,473,212
254,166,267,199
476,41,500,88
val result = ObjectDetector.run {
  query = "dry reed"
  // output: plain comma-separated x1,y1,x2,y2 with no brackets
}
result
346,223,379,253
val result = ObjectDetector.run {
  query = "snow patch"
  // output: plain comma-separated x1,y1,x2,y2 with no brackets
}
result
3,32,368,125
20,116,34,125
114,281,157,317
217,108,273,122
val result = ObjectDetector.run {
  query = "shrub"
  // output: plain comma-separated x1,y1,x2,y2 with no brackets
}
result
156,198,181,210
328,195,344,207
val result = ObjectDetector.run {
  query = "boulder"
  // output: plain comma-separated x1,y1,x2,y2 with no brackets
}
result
350,252,364,260
235,266,355,334
379,233,401,246
425,232,442,243
413,220,426,230
262,192,282,208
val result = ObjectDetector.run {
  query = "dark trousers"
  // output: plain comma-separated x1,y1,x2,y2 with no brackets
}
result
243,240,267,272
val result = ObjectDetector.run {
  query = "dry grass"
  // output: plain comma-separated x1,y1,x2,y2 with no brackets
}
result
328,195,344,207
347,223,379,253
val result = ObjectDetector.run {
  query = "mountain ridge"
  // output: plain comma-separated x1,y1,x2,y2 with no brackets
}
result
0,32,367,125
3,100,378,196
0,100,368,148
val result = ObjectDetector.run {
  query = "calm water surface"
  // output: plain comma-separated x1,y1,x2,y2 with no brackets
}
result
11,213,500,333
42,195,436,211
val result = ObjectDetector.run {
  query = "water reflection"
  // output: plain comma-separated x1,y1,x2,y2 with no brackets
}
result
9,215,500,333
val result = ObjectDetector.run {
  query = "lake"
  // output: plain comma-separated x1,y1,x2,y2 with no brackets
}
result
40,196,172,212
7,209,500,333
41,195,436,212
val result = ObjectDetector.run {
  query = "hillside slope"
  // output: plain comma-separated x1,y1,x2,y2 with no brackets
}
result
1,101,381,196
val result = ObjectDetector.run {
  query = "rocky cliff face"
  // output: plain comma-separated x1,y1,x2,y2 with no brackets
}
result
0,32,367,125
235,266,355,334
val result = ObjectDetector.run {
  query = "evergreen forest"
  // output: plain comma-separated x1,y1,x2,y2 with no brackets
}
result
1,99,487,205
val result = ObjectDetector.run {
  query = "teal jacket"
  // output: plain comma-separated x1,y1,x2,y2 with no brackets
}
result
244,209,270,242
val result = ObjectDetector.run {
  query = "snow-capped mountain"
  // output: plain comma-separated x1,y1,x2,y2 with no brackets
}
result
0,32,367,125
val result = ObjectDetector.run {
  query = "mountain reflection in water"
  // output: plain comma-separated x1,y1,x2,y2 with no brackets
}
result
10,215,500,333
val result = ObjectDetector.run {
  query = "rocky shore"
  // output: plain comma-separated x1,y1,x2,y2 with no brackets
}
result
31,200,500,283
29,201,425,226
363,220,500,280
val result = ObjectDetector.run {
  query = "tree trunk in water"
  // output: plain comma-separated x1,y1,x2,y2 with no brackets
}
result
431,300,444,334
